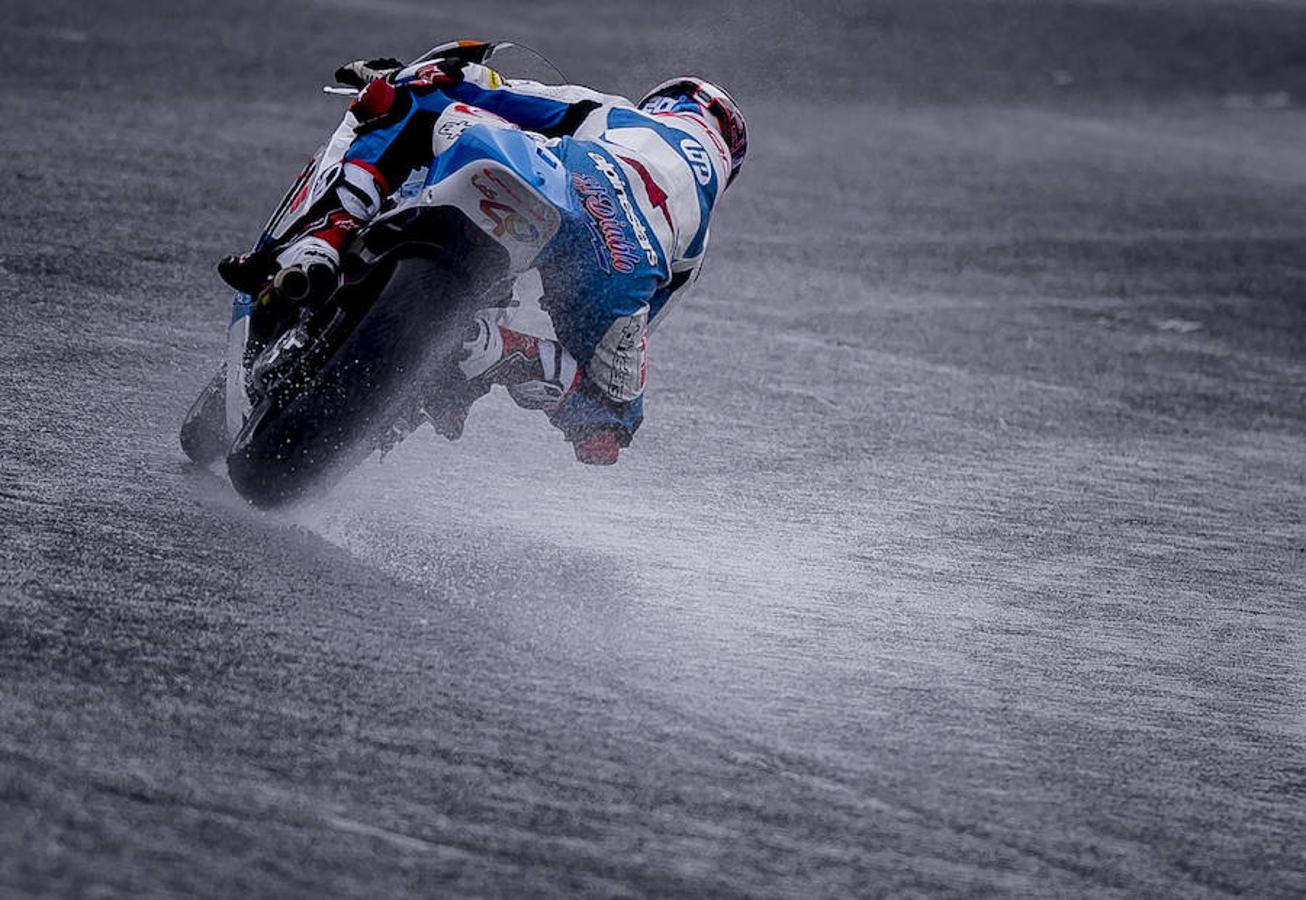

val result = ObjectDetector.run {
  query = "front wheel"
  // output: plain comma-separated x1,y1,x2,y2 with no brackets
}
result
179,366,227,465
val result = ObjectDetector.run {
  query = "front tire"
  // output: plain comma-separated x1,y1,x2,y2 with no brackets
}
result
179,366,227,465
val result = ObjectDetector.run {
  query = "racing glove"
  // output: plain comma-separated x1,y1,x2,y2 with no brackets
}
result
333,57,404,88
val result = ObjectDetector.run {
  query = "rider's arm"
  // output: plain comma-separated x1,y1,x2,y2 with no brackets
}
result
443,66,631,137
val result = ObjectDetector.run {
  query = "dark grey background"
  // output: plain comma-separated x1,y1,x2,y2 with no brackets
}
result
2,0,1305,896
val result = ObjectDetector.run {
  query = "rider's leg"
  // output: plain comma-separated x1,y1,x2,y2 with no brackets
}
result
445,297,649,464
433,140,662,463
219,79,459,300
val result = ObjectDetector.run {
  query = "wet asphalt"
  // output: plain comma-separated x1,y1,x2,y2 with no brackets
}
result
2,1,1305,896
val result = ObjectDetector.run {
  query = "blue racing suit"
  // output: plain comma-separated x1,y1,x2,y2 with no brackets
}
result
273,58,733,447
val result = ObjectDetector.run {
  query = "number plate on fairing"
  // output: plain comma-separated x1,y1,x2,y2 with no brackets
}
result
420,161,562,271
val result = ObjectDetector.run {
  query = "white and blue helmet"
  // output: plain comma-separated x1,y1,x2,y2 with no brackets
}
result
639,77,748,188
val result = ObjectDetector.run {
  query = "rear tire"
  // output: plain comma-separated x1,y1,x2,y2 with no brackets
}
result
225,253,477,508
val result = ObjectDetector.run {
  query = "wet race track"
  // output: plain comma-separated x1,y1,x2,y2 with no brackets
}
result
3,0,1306,896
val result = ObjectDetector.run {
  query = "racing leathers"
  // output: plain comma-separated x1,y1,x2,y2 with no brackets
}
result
224,56,734,464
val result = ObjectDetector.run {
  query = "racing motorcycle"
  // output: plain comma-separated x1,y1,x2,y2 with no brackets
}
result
180,41,565,508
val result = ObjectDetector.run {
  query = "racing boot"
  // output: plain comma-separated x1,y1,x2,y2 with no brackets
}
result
272,209,364,304
218,241,337,304
217,247,276,295
437,312,626,465
220,148,388,298
459,312,581,411
424,312,580,441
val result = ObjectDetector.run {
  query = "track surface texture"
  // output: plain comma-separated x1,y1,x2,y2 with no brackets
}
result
3,1,1306,896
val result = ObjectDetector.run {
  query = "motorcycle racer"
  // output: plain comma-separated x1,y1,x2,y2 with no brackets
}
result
220,44,747,465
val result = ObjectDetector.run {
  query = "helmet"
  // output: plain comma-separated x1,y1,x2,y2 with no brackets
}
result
638,77,747,188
